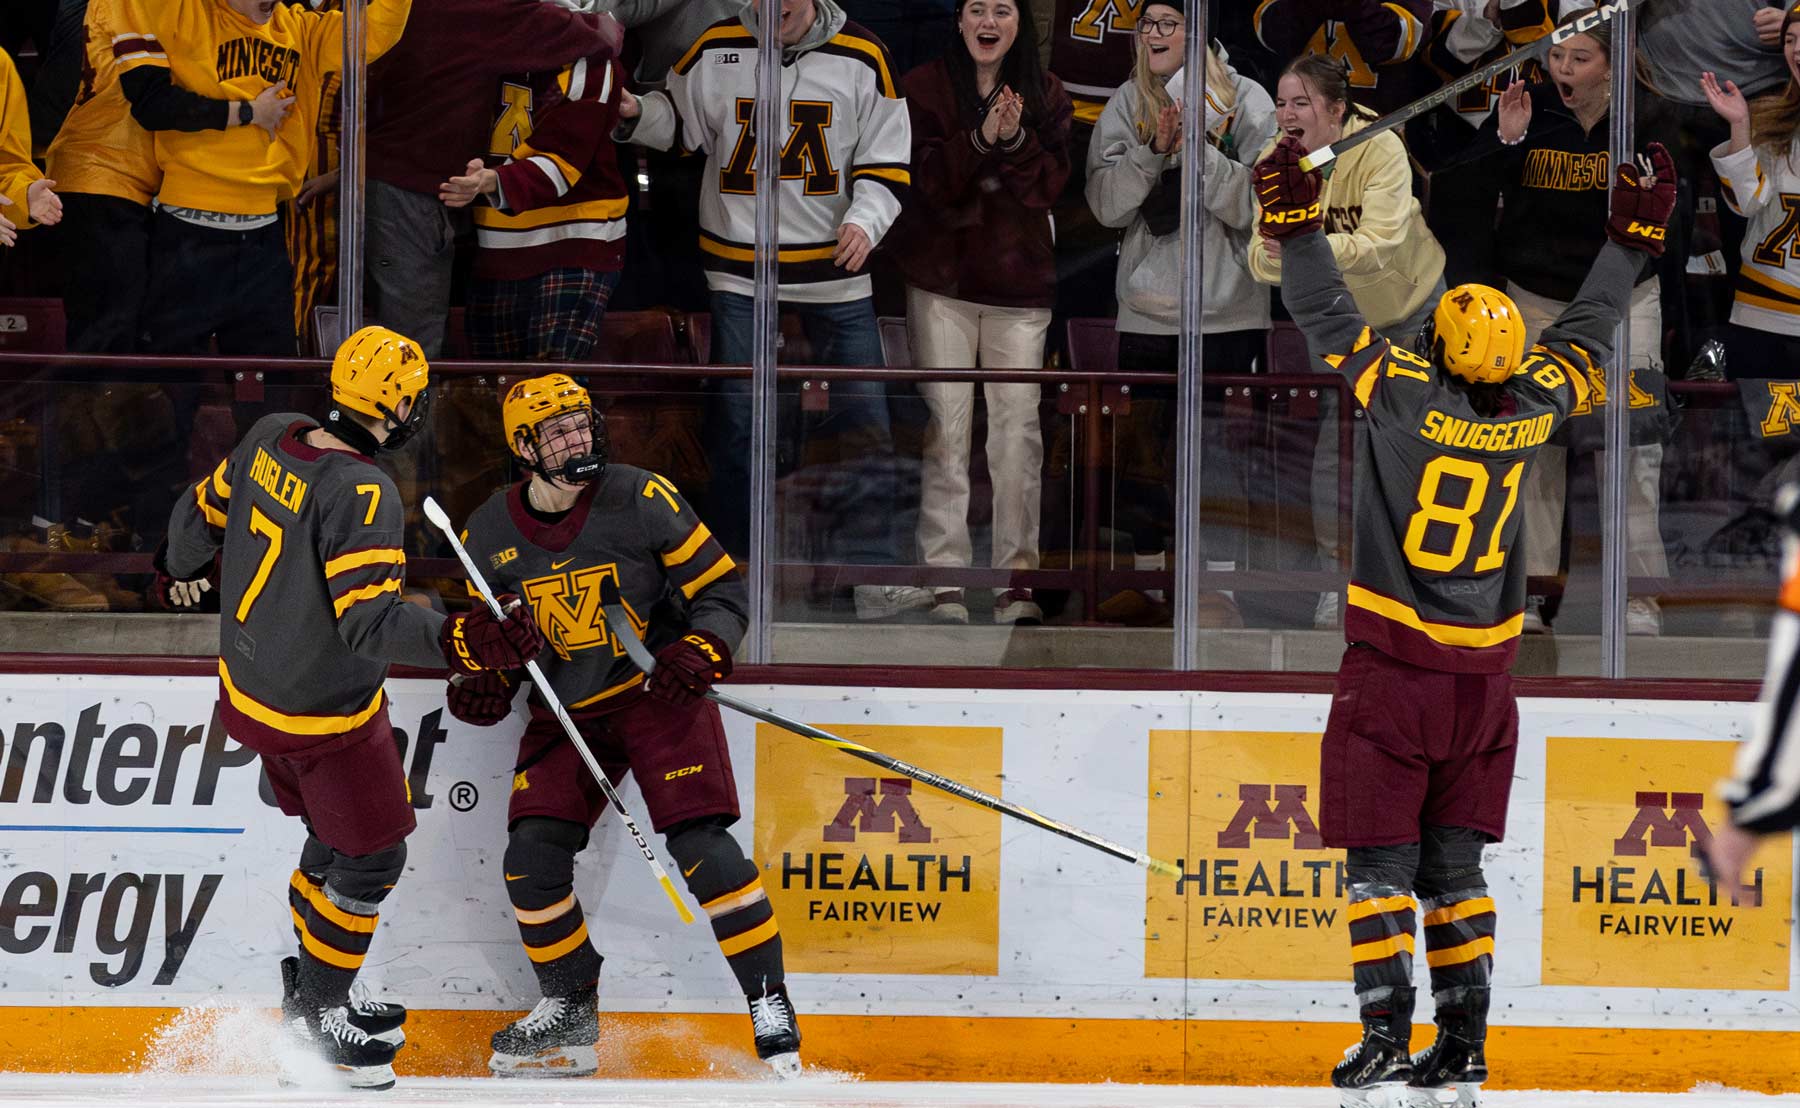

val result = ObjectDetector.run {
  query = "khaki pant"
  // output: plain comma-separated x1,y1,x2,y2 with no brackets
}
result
906,287,1049,575
1507,280,1669,581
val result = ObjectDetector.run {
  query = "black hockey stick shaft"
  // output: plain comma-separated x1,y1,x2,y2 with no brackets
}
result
598,581,1180,879
422,497,696,926
1299,0,1641,171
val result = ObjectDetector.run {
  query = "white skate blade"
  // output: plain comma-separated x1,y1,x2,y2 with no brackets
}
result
488,1044,598,1078
1407,1083,1481,1108
763,1051,803,1079
1339,1085,1409,1108
338,1063,397,1091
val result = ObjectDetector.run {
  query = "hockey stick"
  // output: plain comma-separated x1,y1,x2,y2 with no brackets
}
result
597,579,1181,880
421,497,696,927
1298,0,1641,172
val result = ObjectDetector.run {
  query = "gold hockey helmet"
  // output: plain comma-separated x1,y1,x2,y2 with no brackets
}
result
502,373,607,483
1424,284,1527,386
330,326,429,420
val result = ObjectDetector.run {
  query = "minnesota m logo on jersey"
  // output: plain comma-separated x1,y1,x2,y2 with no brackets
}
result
1761,382,1800,437
520,562,643,661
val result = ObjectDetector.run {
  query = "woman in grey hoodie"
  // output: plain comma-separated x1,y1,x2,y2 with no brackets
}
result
1084,11,1276,624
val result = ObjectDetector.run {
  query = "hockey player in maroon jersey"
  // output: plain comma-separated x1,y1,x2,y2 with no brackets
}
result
449,373,800,1079
1254,134,1675,1105
157,325,545,1088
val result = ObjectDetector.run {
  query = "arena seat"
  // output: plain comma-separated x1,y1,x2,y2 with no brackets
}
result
877,316,910,369
1064,317,1118,373
0,299,67,354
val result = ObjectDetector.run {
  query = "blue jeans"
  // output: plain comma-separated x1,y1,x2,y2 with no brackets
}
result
705,291,901,566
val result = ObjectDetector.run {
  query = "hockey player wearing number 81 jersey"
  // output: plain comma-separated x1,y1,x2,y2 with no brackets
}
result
451,374,799,1079
1256,133,1675,1106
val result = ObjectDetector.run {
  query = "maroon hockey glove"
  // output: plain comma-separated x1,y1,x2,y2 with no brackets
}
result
151,540,214,611
446,669,516,726
1607,142,1676,257
440,594,545,675
1253,135,1323,241
647,630,733,708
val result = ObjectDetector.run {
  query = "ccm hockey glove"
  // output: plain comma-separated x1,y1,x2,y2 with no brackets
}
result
440,595,545,675
446,669,516,726
1253,135,1324,240
647,630,733,707
1607,141,1676,256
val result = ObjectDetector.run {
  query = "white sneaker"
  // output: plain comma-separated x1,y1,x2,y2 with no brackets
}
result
1520,596,1548,634
1626,596,1662,636
1313,591,1339,630
994,589,1043,626
854,584,934,621
928,590,970,624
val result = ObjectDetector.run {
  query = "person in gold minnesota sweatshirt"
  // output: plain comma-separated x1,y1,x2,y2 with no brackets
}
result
114,0,409,354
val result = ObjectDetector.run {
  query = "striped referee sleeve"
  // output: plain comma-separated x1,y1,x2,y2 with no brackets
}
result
1724,514,1800,834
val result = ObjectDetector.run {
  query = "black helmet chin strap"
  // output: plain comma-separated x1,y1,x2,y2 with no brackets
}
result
323,390,430,456
322,406,385,455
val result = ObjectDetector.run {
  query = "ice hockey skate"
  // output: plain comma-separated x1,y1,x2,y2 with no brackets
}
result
488,990,599,1077
1407,987,1488,1107
749,983,802,1078
280,957,406,1046
1332,988,1415,1107
282,1003,401,1090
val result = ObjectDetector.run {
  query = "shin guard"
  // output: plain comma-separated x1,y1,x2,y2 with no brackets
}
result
505,818,602,997
668,820,785,999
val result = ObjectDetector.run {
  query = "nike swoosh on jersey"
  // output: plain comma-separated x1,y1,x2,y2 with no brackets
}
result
505,873,528,881
683,861,702,877
551,558,575,570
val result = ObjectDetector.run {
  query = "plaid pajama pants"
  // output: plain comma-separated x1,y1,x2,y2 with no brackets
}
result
467,267,621,361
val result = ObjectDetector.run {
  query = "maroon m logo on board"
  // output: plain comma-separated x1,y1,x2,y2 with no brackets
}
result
1218,784,1324,850
822,777,932,843
1613,791,1712,858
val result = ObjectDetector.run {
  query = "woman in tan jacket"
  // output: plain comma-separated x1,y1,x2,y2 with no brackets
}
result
1249,53,1447,628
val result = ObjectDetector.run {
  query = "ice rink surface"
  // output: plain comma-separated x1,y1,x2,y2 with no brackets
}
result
0,1074,1797,1108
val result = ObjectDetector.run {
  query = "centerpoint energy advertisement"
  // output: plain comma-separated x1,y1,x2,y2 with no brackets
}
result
0,677,1794,1088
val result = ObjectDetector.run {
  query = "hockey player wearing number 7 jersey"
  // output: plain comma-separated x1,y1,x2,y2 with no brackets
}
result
155,326,546,1089
1256,134,1675,1107
450,374,800,1079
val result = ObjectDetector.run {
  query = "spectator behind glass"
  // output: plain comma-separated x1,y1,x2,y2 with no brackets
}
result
1412,0,1569,289
886,0,1071,627
1486,11,1675,634
1638,0,1791,360
0,46,62,249
1086,24,1277,626
1704,8,1800,376
1039,0,1138,367
616,0,918,623
43,0,153,350
363,0,621,358
438,47,628,361
281,0,343,355
1251,0,1433,115
1248,53,1447,631
114,0,410,357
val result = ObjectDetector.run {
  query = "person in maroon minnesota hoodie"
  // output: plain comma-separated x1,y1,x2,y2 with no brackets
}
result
364,0,622,359
887,0,1071,627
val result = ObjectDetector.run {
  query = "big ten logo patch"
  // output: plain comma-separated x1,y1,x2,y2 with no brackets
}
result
1145,730,1347,981
1542,737,1794,990
753,723,1001,975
